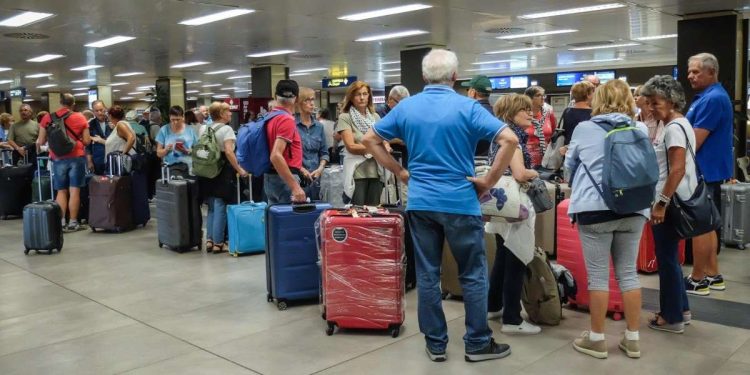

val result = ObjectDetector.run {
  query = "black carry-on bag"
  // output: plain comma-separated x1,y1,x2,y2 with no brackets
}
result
23,156,64,255
155,165,202,252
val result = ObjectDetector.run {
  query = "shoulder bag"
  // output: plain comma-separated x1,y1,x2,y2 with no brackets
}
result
476,165,529,221
541,108,569,171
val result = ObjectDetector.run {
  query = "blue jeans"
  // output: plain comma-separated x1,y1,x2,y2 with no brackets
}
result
263,173,300,205
206,197,227,243
652,221,690,323
407,210,492,353
52,157,87,190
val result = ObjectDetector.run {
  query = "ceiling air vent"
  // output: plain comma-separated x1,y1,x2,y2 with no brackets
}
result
4,32,50,40
485,27,525,34
568,40,613,48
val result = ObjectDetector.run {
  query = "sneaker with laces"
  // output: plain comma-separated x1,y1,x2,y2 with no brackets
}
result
425,347,446,362
705,274,726,291
487,308,503,320
64,222,80,233
683,311,691,325
572,332,608,359
500,320,541,335
465,338,511,362
684,277,710,296
619,335,641,358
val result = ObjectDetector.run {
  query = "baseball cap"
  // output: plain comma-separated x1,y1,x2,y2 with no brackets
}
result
275,79,299,98
461,75,493,95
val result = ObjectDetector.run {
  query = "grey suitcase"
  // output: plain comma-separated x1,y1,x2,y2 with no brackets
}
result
23,159,64,254
720,183,750,250
155,166,202,252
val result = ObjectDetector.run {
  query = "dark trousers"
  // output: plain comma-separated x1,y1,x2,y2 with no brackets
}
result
487,234,525,325
352,178,383,206
652,221,690,323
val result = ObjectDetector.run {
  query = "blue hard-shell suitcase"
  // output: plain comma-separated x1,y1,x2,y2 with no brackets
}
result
266,202,332,310
227,175,267,256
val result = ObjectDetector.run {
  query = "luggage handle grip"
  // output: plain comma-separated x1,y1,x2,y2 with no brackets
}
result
292,202,317,213
108,153,124,177
35,156,54,201
236,173,253,203
161,164,170,183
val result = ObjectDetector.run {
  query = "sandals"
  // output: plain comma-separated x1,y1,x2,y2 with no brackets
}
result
205,240,214,252
212,242,227,254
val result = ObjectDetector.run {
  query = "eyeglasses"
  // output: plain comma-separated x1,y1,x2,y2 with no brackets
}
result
534,94,546,98
302,98,315,103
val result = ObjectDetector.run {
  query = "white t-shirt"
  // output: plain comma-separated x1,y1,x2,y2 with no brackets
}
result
653,117,698,200
198,122,236,152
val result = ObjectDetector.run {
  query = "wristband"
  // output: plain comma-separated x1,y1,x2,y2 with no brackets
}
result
658,193,671,204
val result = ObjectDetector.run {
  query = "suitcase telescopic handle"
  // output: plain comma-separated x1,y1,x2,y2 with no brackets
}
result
236,173,253,203
36,156,50,201
292,202,316,213
161,163,170,183
108,153,124,177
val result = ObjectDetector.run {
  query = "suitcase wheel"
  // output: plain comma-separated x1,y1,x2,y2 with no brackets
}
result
91,228,97,233
231,252,238,257
277,300,288,311
158,242,163,248
612,312,623,321
267,294,273,303
739,244,746,250
326,322,335,336
389,325,401,338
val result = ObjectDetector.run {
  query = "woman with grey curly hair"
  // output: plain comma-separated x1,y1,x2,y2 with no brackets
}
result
640,75,696,334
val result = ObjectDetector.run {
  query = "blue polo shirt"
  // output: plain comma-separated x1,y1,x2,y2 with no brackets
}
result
686,82,733,183
373,85,505,216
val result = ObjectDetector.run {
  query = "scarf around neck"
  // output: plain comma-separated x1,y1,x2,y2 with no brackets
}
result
349,107,376,135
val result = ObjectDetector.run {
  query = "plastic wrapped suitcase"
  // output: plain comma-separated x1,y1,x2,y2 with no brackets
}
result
88,154,133,232
266,202,332,310
319,165,345,208
155,166,202,252
556,199,624,320
720,182,750,249
0,152,33,219
319,208,405,337
227,175,267,256
637,223,686,273
440,232,497,300
23,162,63,255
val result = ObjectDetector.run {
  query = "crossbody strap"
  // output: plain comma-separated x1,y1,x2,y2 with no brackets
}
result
663,120,704,181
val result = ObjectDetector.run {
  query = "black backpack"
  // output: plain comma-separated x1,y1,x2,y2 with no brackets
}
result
47,111,78,155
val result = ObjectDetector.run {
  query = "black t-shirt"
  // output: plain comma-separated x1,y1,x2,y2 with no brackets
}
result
561,108,592,145
475,99,493,156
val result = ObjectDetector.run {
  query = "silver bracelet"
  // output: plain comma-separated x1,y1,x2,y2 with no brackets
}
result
659,193,671,204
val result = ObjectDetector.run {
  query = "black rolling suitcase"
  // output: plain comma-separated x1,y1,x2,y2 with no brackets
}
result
0,150,33,219
380,152,416,290
155,165,202,252
23,160,64,255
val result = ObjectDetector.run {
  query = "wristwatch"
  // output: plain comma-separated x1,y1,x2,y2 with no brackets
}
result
656,194,670,207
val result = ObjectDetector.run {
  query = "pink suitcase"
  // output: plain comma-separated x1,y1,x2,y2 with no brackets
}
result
556,199,624,321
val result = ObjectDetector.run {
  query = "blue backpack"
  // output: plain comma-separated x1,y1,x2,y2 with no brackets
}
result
236,111,286,176
581,119,659,214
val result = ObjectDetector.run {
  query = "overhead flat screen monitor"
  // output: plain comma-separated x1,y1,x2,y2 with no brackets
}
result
556,71,615,86
489,76,510,90
673,66,678,79
510,75,528,89
594,70,615,83
556,72,580,87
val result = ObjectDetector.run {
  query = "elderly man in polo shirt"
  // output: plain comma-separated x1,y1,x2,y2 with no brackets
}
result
363,49,518,363
683,52,733,295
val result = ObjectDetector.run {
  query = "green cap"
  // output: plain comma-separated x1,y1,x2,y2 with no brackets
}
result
461,75,493,94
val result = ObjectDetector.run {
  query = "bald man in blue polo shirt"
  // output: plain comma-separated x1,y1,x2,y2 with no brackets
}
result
363,49,519,363
684,52,733,295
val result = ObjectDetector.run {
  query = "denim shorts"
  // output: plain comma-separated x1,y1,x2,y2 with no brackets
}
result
52,157,87,190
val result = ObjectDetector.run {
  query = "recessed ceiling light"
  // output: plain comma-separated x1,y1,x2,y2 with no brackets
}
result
497,29,578,40
85,36,136,48
288,73,310,77
471,59,515,65
213,94,230,98
186,90,200,93
381,68,402,72
220,87,239,91
127,91,143,95
234,89,251,92
72,87,89,91
569,42,639,51
565,57,624,64
73,93,88,97
0,80,13,84
339,4,432,21
109,82,129,86
384,74,400,77
634,34,677,41
0,11,54,27
292,67,328,73
25,73,53,78
37,83,57,89
356,30,429,42
199,92,215,96
484,46,546,55
27,54,65,62
23,98,36,102
0,67,11,72
71,78,95,83
137,85,155,90
115,72,145,77
247,50,297,58
227,75,251,80
205,69,237,75
119,96,135,100
70,65,103,71
381,61,401,65
179,8,255,26
519,3,627,19
187,97,198,101
202,83,221,87
112,90,121,92
171,61,210,68
186,80,202,84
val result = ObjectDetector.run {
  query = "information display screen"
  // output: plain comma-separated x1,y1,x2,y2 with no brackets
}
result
510,75,529,88
557,70,615,86
489,77,510,90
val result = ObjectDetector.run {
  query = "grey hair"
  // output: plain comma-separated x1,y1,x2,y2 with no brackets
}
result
689,52,719,75
149,108,162,122
388,85,410,101
641,75,687,112
422,49,458,85
276,96,296,106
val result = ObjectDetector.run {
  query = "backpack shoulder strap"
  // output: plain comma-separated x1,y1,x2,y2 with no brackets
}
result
557,107,570,130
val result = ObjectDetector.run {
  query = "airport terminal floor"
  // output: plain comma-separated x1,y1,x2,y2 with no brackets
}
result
1,209,749,375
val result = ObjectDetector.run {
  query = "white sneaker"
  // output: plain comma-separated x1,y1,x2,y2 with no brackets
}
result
501,321,541,335
487,308,504,320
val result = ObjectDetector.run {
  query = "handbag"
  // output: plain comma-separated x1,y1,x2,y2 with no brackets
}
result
541,108,569,171
526,178,554,213
664,122,722,239
476,166,529,221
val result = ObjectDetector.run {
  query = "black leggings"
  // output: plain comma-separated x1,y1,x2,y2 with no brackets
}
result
488,234,526,325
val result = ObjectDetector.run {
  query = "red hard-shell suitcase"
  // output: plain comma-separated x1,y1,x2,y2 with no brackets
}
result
555,199,624,320
319,208,405,337
637,223,686,273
